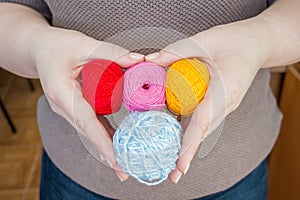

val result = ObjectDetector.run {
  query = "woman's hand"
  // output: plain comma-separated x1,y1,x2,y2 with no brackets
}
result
146,17,273,183
0,3,145,181
31,26,144,181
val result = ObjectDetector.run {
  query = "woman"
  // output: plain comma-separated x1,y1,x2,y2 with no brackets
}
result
0,0,299,199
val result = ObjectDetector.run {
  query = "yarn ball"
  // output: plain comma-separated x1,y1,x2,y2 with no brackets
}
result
166,58,210,116
81,59,124,115
122,62,166,112
113,111,182,185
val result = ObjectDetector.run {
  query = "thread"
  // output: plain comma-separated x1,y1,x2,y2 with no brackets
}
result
166,58,210,116
113,111,182,185
81,59,124,115
122,62,166,112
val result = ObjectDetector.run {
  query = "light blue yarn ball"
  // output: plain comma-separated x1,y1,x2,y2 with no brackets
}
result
113,111,182,185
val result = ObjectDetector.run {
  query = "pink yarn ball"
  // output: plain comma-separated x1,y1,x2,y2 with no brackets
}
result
122,62,166,112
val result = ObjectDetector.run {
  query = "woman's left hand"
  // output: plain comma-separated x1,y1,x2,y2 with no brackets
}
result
145,17,273,183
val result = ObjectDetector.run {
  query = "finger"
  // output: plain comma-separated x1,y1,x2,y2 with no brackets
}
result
145,37,208,66
72,82,115,159
116,52,145,68
168,168,182,184
73,81,130,181
115,165,129,182
71,80,131,181
84,42,144,68
176,93,213,175
47,97,75,126
42,77,76,122
145,50,181,67
43,76,114,163
44,76,120,171
174,64,227,178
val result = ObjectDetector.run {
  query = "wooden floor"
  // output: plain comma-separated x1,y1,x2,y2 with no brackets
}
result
0,69,43,200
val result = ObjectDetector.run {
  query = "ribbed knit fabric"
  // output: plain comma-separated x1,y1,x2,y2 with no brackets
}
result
1,0,282,199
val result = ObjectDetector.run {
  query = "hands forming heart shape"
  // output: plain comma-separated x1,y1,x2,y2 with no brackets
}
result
32,16,272,183
1,0,299,186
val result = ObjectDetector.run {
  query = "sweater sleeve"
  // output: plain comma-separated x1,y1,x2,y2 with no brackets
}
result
0,0,52,22
268,0,276,6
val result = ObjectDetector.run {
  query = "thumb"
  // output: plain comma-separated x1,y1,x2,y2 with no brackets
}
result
145,37,207,66
168,61,226,183
168,91,212,183
84,42,144,68
145,50,181,67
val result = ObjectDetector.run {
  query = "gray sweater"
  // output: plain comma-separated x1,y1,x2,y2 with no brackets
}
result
1,0,282,199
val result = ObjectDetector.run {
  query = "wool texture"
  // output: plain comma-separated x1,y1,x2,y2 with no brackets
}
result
81,59,124,115
166,59,210,116
123,62,166,112
113,111,182,185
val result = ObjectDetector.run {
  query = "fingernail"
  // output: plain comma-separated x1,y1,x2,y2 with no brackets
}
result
129,53,144,60
183,163,190,175
101,158,112,168
145,52,160,61
105,160,113,168
173,171,182,184
116,171,125,182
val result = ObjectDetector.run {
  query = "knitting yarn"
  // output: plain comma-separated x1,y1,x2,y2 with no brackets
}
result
122,62,166,112
81,59,123,115
166,58,210,116
113,111,182,185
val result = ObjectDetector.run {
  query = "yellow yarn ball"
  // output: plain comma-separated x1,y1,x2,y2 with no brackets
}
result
165,58,210,116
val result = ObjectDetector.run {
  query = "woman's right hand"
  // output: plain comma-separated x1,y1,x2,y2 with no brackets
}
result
30,26,144,181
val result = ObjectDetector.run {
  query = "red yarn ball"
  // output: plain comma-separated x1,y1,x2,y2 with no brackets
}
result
81,59,124,115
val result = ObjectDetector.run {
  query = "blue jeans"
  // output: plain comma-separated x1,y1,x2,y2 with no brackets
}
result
40,150,268,200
